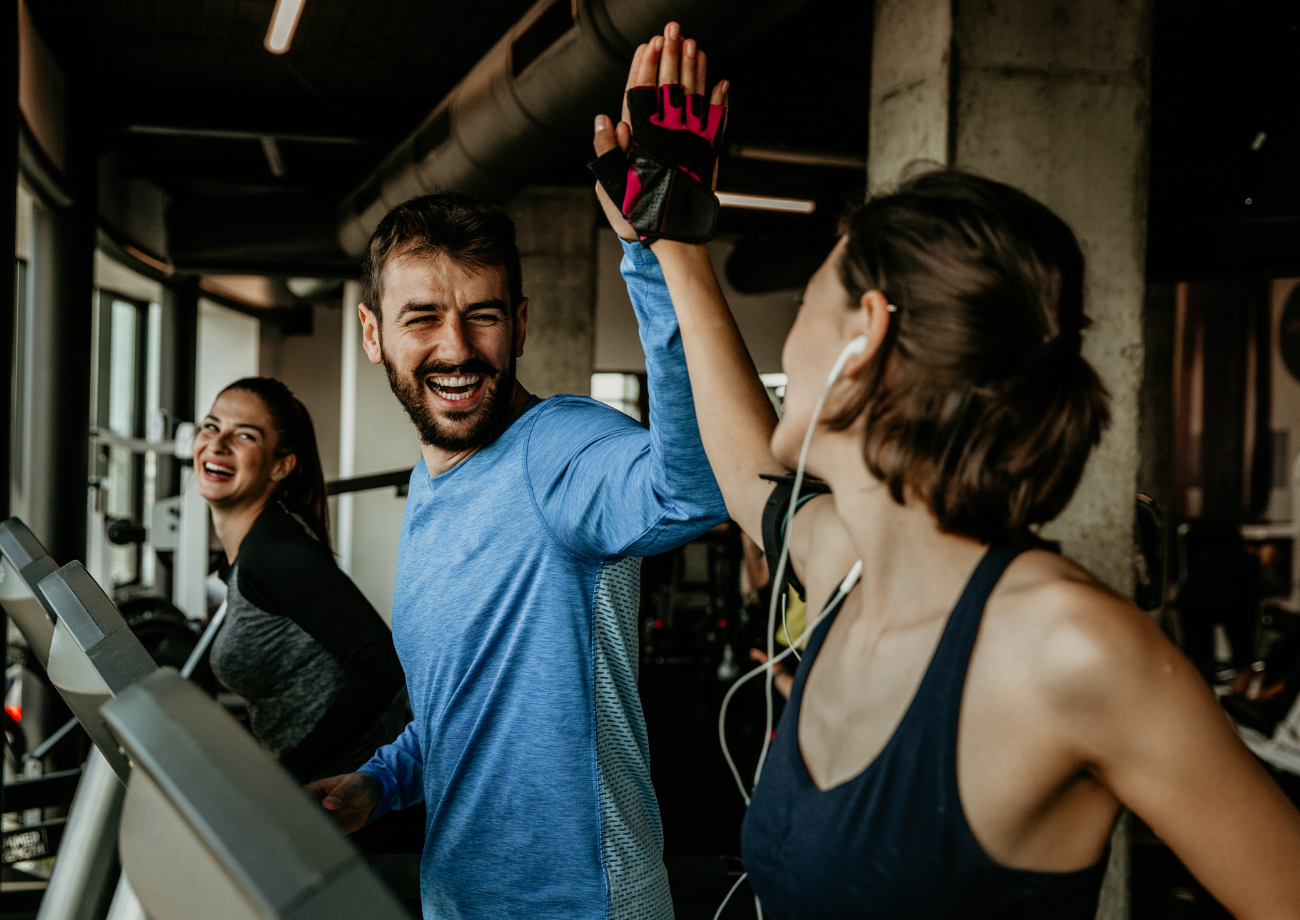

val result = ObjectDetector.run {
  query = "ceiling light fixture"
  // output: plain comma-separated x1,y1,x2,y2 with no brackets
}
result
264,0,306,55
715,192,817,214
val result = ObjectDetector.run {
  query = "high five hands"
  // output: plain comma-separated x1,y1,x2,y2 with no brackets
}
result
591,22,730,244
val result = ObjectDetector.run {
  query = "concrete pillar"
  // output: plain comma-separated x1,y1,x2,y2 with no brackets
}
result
157,278,198,498
18,3,98,565
23,197,94,564
337,280,360,576
0,2,17,523
502,186,599,398
869,2,1154,917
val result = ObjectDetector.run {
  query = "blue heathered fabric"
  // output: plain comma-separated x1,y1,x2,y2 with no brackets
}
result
357,240,728,919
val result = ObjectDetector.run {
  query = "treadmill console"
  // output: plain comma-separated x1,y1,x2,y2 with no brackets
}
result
103,669,410,920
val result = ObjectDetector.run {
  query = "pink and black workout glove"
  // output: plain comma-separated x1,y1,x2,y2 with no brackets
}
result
589,83,726,245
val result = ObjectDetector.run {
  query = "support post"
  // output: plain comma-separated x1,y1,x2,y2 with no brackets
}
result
19,1,98,566
1,0,20,829
172,466,209,621
153,278,198,598
337,279,360,575
157,277,198,498
502,186,598,398
1,0,18,522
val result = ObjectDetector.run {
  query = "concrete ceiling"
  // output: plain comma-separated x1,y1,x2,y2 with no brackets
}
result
20,0,874,275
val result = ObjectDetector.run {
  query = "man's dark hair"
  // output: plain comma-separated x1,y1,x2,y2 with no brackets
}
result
360,191,524,319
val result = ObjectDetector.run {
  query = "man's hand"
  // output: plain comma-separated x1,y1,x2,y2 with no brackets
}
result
306,771,381,834
592,22,729,243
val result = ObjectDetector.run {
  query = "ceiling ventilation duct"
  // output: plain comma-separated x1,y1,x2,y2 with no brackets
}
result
337,0,812,257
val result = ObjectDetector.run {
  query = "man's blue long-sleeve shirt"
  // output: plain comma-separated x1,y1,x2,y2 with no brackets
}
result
357,240,727,920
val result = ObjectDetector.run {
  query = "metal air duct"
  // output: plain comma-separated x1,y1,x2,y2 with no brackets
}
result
337,0,812,256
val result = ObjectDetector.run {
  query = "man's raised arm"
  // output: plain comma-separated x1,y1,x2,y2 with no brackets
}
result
522,233,728,560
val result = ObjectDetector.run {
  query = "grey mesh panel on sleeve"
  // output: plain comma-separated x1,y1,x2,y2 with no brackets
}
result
592,556,674,920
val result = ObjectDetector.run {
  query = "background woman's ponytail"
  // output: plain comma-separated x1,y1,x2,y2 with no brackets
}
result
220,377,330,548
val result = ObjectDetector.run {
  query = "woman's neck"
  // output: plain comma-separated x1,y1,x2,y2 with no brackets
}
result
211,491,275,565
822,460,987,621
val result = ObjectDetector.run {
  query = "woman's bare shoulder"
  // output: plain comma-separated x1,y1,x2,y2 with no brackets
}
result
990,550,1193,722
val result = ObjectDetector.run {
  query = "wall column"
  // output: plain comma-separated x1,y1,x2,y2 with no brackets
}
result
1,2,17,522
502,186,598,398
869,2,1155,917
157,277,198,497
19,4,98,565
337,279,360,576
23,196,94,564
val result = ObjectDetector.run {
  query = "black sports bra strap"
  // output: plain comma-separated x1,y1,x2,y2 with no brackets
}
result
924,547,1024,717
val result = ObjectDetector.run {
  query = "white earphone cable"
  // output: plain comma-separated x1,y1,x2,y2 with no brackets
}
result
712,872,749,920
717,335,869,804
752,336,867,788
715,334,869,919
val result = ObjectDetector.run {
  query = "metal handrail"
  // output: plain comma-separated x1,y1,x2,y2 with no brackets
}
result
326,469,411,497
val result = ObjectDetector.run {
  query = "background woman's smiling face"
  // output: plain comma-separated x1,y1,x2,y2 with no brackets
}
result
193,389,293,508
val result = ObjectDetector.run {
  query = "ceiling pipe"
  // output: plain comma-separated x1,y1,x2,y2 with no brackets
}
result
336,0,813,257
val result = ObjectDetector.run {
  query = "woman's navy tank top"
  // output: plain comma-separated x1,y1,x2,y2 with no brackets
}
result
741,547,1108,919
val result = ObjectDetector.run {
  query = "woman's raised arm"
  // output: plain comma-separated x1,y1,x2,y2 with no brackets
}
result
591,24,786,546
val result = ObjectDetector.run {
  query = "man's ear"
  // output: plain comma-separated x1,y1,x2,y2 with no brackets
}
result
359,304,384,366
514,298,529,358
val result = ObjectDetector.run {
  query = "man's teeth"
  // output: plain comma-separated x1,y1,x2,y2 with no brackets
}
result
429,374,482,401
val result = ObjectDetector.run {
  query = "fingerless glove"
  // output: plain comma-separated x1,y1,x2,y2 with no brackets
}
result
589,83,726,245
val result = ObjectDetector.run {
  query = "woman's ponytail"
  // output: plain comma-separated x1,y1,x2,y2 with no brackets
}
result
220,377,330,548
832,170,1111,547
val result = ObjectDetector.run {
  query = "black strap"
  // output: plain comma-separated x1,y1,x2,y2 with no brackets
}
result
760,473,831,600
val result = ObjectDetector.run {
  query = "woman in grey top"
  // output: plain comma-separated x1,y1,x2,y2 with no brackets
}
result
194,377,405,782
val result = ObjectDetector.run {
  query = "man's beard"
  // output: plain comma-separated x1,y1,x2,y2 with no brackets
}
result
383,350,518,452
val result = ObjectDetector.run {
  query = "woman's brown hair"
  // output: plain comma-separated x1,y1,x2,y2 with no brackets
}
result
220,377,330,548
833,170,1110,547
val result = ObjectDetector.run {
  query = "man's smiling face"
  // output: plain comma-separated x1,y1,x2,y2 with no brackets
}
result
360,247,528,453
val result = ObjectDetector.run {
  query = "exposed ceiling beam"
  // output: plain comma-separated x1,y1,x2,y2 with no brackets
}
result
125,125,365,146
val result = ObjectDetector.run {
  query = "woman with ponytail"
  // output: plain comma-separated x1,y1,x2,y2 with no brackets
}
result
194,377,405,783
592,34,1300,915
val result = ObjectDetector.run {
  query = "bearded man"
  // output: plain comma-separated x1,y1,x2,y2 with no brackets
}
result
307,190,726,919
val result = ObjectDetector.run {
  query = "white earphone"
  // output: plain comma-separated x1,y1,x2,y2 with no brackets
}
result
827,334,869,385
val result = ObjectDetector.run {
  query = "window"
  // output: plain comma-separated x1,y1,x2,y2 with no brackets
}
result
591,372,641,422
93,290,159,589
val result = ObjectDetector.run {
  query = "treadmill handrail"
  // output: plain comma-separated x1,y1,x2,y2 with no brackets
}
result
0,518,61,667
0,517,61,615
